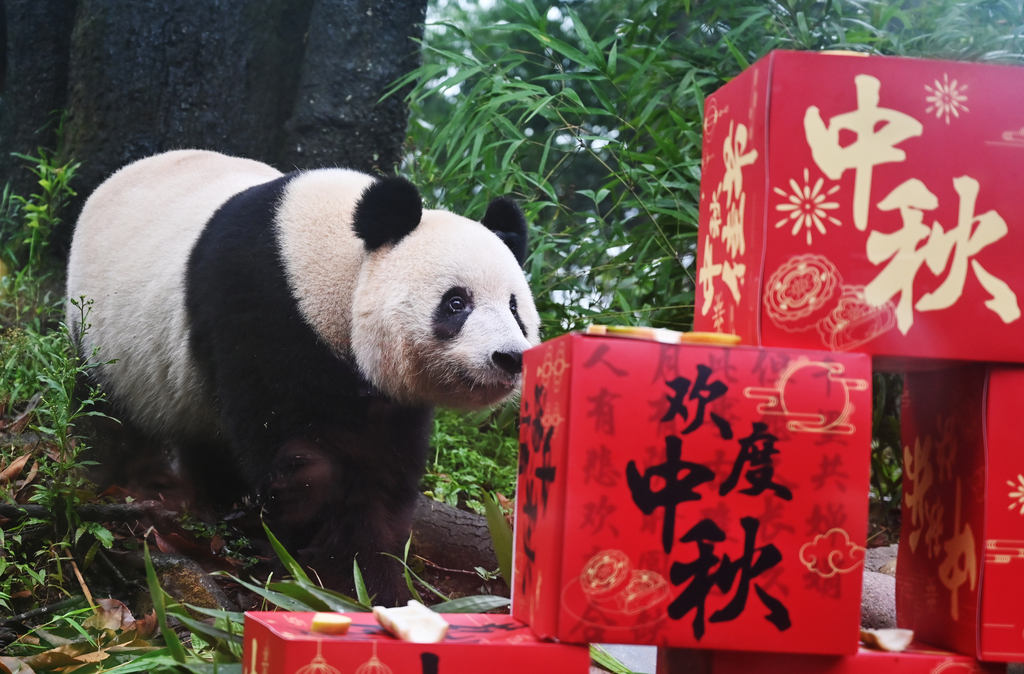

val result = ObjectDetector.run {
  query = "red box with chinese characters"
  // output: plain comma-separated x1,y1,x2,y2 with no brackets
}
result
242,612,590,674
657,643,1006,673
897,366,1024,661
511,333,872,653
692,50,1024,367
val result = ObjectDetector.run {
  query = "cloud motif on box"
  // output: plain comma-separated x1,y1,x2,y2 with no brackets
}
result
799,528,865,578
744,359,869,435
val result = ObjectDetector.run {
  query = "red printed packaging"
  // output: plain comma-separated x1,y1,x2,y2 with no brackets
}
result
897,366,1024,661
658,643,1005,674
242,612,590,674
511,333,872,653
692,50,1024,367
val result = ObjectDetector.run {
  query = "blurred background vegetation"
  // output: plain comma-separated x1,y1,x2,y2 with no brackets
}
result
1,0,1023,668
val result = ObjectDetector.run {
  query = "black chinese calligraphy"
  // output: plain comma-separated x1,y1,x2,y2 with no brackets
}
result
661,364,734,439
518,385,558,594
626,436,715,553
719,422,793,500
668,517,791,639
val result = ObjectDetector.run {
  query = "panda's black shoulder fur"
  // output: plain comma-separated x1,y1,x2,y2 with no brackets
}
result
184,174,432,601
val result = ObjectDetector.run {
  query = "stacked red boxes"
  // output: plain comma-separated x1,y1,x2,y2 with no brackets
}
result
509,48,1024,671
511,332,873,654
677,48,1024,667
898,366,1024,661
241,612,590,673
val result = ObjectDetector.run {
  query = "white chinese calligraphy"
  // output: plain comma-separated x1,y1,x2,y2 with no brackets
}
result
701,118,757,319
804,74,923,232
865,176,1020,334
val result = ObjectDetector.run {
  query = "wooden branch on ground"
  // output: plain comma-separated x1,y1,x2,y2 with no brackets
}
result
0,500,179,523
410,494,499,573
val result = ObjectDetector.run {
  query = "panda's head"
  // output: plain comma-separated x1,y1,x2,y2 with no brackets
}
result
349,177,541,409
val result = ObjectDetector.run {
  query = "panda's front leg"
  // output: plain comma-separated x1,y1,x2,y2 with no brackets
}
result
262,415,430,607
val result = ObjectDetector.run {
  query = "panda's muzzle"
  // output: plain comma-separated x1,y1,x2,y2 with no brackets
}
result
491,349,523,376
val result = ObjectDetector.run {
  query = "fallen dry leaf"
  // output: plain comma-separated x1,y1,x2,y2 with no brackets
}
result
0,655,36,674
83,598,135,632
0,453,32,487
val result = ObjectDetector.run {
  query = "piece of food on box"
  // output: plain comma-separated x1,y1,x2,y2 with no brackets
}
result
372,601,449,644
310,613,352,635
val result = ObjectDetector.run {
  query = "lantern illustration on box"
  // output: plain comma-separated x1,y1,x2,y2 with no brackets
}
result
354,642,394,674
295,641,341,674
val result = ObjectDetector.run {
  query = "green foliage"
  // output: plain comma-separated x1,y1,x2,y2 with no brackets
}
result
870,372,904,537
3,148,79,273
482,492,513,587
26,300,114,547
0,300,115,614
424,407,519,512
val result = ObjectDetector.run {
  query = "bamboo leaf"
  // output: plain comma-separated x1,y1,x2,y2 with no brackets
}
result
353,556,371,607
429,595,510,614
262,522,312,584
482,492,513,587
144,543,187,664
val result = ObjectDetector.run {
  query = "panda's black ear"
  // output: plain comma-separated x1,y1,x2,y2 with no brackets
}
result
352,176,423,251
481,196,528,267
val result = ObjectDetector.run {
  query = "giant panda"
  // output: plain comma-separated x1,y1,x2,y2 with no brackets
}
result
66,149,540,604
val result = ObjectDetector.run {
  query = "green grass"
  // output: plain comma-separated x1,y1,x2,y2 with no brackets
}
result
424,407,519,513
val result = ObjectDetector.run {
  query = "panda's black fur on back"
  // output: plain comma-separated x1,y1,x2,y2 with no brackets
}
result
66,150,540,605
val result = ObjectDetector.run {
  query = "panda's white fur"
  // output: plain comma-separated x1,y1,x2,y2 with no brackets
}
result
69,149,538,429
67,151,283,440
66,149,540,603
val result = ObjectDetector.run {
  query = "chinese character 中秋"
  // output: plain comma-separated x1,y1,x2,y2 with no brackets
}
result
864,176,1020,335
668,517,791,639
626,435,715,553
902,434,934,554
937,479,977,621
804,74,923,231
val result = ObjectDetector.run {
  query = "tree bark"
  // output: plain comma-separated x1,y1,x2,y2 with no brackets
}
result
410,494,500,573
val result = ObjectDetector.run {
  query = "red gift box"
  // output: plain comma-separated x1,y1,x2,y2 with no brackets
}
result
692,50,1024,367
511,333,872,653
657,643,1006,673
897,366,1024,661
242,612,590,673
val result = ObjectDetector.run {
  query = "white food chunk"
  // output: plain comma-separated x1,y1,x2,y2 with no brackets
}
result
372,600,449,644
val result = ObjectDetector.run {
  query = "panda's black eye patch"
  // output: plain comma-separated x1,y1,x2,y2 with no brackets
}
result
433,287,473,340
510,293,527,338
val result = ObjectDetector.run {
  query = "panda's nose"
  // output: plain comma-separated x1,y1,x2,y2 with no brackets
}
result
492,350,523,375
